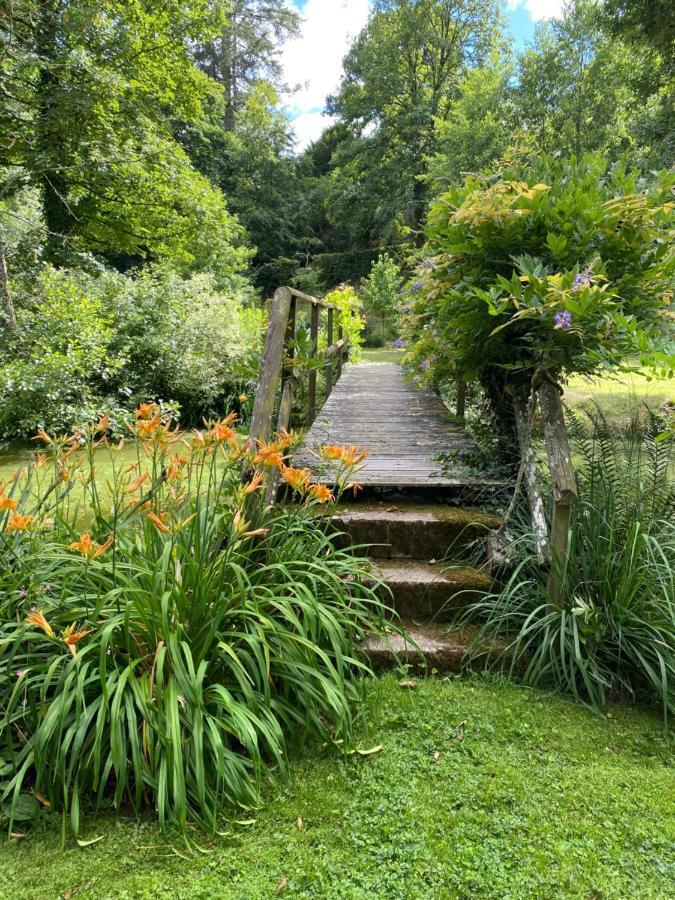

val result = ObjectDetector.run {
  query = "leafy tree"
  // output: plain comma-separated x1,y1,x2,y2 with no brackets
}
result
428,55,517,189
0,0,245,274
515,0,638,159
601,0,675,61
195,0,300,131
327,0,502,245
360,253,403,340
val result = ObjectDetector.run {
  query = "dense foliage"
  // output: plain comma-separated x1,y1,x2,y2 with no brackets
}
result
462,409,675,720
0,410,387,834
401,152,674,398
0,266,263,439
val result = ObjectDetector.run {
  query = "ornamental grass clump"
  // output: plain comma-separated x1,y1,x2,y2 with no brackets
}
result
462,409,675,721
0,407,387,836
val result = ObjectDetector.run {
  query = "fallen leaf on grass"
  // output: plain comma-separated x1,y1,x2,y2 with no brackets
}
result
76,835,105,848
31,790,51,809
234,819,257,826
275,876,288,895
9,832,27,842
432,751,441,763
357,744,384,756
454,721,466,741
398,679,418,689
295,816,303,830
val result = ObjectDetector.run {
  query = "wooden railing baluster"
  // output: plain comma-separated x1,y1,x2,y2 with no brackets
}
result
308,302,319,424
325,308,334,397
250,286,350,502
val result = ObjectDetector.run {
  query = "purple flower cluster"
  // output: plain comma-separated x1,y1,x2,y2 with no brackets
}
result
554,311,573,330
410,280,426,292
420,258,436,270
573,270,592,290
393,338,406,349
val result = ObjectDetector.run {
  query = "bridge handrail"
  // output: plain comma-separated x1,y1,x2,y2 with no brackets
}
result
248,286,349,477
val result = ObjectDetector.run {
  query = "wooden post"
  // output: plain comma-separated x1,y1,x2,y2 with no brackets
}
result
282,296,296,399
325,308,334,396
538,380,578,606
512,392,549,564
336,323,344,380
456,380,467,419
265,375,298,506
307,302,319,424
249,287,292,447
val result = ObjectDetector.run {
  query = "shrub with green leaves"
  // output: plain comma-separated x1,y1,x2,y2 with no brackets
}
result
360,253,403,343
403,151,674,395
0,266,264,438
462,409,675,720
0,412,387,835
323,285,366,362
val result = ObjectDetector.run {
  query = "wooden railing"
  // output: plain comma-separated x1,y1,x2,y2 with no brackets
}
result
248,286,349,502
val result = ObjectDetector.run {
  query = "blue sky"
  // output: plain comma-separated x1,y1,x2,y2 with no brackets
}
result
285,1,563,149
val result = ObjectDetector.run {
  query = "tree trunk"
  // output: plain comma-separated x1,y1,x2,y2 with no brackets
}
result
0,229,18,335
37,1,76,261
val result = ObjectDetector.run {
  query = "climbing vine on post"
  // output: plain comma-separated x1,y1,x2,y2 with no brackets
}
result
401,149,674,601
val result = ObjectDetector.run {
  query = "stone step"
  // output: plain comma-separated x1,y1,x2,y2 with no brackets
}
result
363,621,515,675
332,502,502,561
371,559,492,621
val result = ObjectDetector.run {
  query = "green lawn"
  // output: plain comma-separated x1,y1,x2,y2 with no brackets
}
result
565,369,673,427
2,676,673,900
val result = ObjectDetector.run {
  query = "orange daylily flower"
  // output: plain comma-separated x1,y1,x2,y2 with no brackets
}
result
320,444,345,461
35,453,47,468
68,533,113,559
26,610,54,638
307,484,334,504
341,446,368,466
136,415,162,439
135,403,159,420
0,496,18,512
62,623,92,658
126,473,149,493
5,514,34,533
320,444,368,466
281,465,311,493
147,511,171,533
209,421,237,445
243,471,265,495
33,428,52,444
253,449,284,468
96,415,111,433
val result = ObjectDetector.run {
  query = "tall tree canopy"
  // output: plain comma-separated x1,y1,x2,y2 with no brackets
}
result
0,0,249,273
325,0,502,246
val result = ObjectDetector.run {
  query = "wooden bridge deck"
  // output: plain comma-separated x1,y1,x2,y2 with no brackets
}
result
294,362,496,488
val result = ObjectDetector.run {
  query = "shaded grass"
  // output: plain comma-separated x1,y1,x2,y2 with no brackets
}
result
2,675,673,899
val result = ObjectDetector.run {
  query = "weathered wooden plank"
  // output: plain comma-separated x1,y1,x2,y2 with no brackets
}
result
295,362,497,489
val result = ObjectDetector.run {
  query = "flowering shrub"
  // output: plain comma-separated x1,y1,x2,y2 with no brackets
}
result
0,410,386,835
402,151,674,394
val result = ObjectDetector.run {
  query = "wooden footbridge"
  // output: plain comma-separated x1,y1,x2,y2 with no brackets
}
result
248,287,517,670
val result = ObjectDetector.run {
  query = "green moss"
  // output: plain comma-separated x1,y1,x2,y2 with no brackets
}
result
2,676,673,899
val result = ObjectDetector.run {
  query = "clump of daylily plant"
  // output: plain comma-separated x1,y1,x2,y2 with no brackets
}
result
0,406,387,839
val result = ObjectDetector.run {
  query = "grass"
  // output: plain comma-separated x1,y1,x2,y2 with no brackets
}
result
2,675,673,900
563,369,672,426
360,347,407,364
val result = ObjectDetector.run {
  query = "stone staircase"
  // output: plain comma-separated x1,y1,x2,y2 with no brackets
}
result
332,499,512,673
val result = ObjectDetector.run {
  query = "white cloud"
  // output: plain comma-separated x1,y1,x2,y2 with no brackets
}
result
290,110,337,149
506,0,565,20
283,0,370,150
